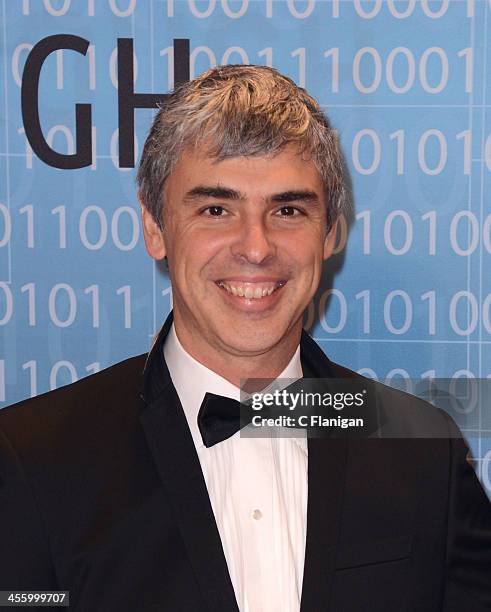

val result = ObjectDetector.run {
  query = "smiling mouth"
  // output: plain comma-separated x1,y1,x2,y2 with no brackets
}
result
216,280,286,300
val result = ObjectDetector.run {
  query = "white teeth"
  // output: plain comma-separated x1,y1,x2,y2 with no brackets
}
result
218,281,284,300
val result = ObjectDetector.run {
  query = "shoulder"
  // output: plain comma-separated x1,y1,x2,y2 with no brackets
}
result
327,358,458,439
0,353,147,456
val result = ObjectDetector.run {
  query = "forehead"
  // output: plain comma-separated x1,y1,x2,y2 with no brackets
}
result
164,143,324,202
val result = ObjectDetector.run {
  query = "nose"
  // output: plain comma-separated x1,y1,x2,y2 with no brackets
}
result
231,218,276,265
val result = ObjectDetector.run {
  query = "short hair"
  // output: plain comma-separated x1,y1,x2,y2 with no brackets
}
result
137,64,346,230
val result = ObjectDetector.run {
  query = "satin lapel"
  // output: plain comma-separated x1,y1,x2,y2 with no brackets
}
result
300,332,348,612
139,313,239,612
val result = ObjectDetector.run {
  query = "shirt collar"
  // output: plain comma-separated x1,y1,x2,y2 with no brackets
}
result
163,322,303,450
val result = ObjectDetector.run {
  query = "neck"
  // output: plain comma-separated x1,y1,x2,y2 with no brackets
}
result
172,320,302,389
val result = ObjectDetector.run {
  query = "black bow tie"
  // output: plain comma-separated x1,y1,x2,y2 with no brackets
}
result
197,392,244,448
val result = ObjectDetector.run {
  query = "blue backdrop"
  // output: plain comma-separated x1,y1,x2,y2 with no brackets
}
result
1,0,490,497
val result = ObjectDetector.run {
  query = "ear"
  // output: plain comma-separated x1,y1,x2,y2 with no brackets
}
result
140,201,167,260
323,220,338,260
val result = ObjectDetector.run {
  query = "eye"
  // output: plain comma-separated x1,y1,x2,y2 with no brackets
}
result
276,206,303,217
202,205,226,217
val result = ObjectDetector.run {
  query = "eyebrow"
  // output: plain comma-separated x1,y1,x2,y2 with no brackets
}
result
184,186,245,201
270,190,320,204
183,185,320,204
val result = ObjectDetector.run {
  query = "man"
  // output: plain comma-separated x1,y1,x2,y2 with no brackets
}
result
1,65,490,612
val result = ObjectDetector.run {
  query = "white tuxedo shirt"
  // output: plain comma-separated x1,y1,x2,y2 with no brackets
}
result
164,324,307,612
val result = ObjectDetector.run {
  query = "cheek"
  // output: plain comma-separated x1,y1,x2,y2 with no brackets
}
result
293,243,325,271
301,250,325,290
173,233,226,280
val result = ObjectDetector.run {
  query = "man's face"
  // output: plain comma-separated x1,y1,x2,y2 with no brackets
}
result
142,143,336,362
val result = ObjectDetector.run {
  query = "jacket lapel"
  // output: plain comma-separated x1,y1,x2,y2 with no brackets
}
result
300,332,348,611
139,312,239,612
139,314,349,611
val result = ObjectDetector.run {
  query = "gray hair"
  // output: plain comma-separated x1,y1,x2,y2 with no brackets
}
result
137,64,346,230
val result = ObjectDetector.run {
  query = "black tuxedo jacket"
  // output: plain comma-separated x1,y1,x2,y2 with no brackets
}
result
1,312,490,611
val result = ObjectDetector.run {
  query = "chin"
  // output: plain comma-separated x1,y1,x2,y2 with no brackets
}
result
217,326,291,357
